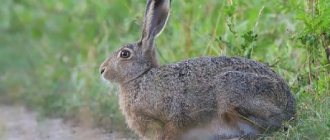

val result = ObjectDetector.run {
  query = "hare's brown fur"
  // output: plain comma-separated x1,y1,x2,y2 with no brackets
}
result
117,57,295,139
100,0,295,139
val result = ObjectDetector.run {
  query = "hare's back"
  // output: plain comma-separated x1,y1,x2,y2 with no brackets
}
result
158,56,279,78
142,56,280,96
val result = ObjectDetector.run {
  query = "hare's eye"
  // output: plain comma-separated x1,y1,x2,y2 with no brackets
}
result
120,50,131,58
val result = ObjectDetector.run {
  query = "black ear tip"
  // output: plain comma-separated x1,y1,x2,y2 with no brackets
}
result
154,0,171,7
154,0,163,7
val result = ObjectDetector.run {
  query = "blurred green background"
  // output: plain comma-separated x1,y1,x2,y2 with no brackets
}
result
0,0,329,139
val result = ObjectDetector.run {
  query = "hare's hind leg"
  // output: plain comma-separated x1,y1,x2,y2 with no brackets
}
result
214,112,259,139
179,113,256,140
214,71,290,132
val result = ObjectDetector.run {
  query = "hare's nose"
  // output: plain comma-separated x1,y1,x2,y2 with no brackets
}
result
100,67,106,74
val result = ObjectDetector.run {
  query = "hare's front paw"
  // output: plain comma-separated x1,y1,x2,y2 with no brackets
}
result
159,122,181,140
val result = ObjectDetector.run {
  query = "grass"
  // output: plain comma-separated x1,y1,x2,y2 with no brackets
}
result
0,0,329,139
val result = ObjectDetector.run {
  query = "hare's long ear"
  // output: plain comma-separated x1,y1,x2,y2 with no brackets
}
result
140,0,171,50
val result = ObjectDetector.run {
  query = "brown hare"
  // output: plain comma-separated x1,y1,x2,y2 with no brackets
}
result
100,0,295,139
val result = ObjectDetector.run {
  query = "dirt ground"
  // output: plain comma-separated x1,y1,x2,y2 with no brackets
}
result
0,105,134,140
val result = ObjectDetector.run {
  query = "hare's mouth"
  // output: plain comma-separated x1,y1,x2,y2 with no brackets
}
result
99,66,108,79
99,67,110,82
100,67,106,74
100,74,110,84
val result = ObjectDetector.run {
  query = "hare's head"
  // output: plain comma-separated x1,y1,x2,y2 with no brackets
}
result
100,0,171,83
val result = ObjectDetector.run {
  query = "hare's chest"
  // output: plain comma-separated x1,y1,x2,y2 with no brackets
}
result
119,90,152,116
